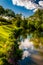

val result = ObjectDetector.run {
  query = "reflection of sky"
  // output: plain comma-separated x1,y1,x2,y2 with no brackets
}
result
19,38,34,59
22,50,31,59
27,34,32,39
20,34,32,41
19,38,34,50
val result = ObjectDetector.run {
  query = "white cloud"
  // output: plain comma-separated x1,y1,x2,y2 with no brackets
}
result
12,0,39,10
39,1,43,7
24,1,38,10
12,0,43,12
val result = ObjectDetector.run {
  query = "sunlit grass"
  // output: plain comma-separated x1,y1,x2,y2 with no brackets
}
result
0,26,12,38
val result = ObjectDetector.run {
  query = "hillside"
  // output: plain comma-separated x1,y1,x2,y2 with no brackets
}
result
0,6,15,17
0,6,43,65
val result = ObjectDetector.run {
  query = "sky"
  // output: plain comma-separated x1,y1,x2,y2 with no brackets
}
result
0,0,43,17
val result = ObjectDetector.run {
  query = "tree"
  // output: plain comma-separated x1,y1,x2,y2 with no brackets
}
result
0,6,43,64
5,9,15,17
0,6,5,15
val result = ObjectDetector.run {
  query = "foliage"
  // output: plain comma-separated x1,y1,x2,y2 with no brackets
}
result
0,5,43,65
5,9,15,17
0,6,15,17
0,6,5,15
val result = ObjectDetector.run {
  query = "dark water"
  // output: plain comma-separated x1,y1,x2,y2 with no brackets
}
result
19,49,43,65
19,57,37,65
18,37,43,65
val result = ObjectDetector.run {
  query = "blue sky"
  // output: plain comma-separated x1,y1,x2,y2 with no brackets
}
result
0,0,43,17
